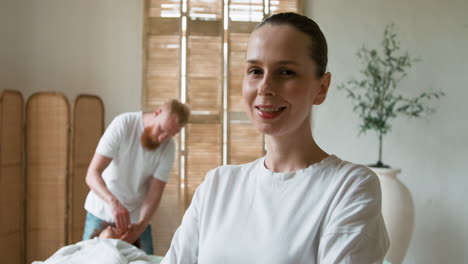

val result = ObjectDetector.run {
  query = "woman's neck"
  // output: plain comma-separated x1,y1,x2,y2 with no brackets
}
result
264,123,328,173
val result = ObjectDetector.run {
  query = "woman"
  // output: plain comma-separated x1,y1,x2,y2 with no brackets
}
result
162,12,389,264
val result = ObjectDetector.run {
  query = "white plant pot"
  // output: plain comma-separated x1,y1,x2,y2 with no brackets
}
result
370,168,414,264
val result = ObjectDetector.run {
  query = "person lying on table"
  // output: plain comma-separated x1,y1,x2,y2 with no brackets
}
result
33,223,162,264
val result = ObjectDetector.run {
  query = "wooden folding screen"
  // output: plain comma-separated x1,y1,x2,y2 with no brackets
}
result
68,95,104,243
26,93,69,263
0,90,24,264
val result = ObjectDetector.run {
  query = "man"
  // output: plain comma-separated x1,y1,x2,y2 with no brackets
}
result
82,99,190,254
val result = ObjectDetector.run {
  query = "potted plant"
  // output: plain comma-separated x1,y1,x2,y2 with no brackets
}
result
338,24,444,168
337,24,444,264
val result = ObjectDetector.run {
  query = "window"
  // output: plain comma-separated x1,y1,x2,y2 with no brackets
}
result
143,0,302,254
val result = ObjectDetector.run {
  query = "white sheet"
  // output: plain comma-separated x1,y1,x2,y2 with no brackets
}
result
32,238,152,264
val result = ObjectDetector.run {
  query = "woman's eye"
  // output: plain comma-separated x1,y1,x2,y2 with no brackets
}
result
280,69,295,76
248,68,263,75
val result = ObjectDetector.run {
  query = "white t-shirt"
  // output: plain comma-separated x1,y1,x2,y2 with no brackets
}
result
162,155,389,264
84,112,176,223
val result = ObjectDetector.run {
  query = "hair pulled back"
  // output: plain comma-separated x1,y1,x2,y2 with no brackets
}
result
256,12,328,77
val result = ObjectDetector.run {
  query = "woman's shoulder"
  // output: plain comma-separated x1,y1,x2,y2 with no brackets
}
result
324,155,380,190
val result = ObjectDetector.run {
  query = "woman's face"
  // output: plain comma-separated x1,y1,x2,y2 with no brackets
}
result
242,24,330,137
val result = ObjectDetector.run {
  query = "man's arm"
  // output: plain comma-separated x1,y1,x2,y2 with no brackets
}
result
121,177,166,244
85,152,130,232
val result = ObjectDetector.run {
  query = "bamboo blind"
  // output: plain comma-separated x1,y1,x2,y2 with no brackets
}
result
228,32,251,112
229,0,264,22
228,122,264,165
145,34,181,109
145,1,184,255
68,95,104,244
270,0,299,14
0,90,24,264
26,93,69,263
144,0,182,110
187,34,222,113
149,0,181,17
189,0,223,19
150,146,181,255
186,123,222,202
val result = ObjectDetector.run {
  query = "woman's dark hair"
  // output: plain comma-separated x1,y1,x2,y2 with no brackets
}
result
256,12,328,77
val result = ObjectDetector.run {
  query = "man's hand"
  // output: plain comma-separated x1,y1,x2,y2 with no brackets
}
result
111,199,130,233
120,222,146,244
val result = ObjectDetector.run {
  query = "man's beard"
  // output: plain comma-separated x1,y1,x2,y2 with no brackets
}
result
141,127,160,151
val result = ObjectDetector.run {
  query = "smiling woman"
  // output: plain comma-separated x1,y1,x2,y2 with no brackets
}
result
160,12,390,264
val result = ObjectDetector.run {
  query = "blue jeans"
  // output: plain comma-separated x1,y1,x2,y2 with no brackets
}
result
82,212,154,254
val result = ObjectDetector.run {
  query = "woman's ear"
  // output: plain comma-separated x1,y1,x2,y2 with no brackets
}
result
313,72,331,105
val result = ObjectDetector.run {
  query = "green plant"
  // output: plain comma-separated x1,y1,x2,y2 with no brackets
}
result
338,24,444,168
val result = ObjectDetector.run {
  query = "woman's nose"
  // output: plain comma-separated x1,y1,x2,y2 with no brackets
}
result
257,74,276,96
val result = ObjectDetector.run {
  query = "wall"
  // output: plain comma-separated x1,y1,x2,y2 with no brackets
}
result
306,0,468,263
6,0,144,124
0,0,23,90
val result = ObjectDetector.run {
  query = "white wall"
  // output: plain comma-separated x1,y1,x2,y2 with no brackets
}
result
7,0,144,124
306,0,468,263
0,0,23,90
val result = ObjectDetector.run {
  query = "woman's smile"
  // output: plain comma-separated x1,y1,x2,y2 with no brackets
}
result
255,105,287,119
